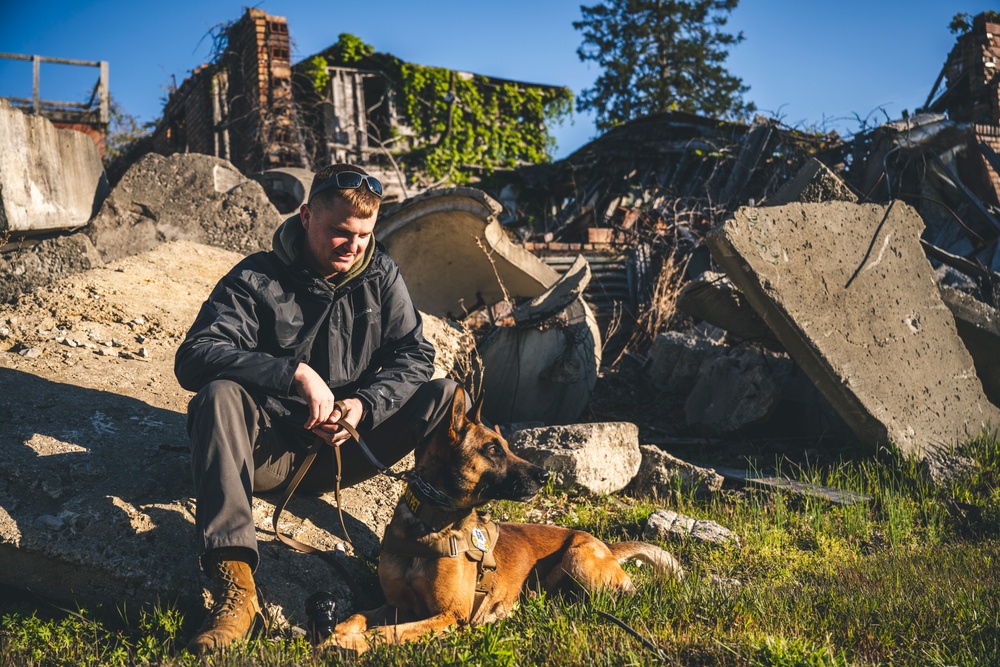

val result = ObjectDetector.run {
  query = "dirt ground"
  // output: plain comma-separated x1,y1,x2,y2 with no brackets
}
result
0,240,229,415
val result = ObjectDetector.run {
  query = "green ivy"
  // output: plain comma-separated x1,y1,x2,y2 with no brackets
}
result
309,34,572,183
305,55,330,95
330,33,374,64
396,63,572,182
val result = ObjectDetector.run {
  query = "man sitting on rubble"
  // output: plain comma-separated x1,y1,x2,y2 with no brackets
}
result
174,163,457,655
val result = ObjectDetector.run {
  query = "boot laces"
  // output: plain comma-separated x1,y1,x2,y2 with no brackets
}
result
209,562,248,622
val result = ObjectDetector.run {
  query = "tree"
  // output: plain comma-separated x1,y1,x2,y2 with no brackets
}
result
574,0,755,131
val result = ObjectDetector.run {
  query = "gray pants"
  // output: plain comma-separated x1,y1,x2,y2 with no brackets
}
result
187,378,457,570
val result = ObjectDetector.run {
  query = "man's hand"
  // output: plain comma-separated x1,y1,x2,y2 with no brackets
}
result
292,363,335,430
311,397,365,447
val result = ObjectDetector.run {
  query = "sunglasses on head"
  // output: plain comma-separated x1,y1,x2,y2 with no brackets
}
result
309,171,384,201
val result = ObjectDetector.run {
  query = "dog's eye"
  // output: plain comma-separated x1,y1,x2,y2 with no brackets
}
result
487,443,501,455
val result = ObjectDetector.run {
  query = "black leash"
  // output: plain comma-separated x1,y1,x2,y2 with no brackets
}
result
595,609,672,664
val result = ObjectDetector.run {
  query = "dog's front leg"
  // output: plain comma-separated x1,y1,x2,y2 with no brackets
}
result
364,610,465,649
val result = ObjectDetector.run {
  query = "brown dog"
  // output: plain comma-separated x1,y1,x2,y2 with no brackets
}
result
323,386,682,652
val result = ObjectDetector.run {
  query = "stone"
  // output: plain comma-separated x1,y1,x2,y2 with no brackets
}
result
86,153,282,264
632,446,723,499
767,158,858,207
511,422,641,495
0,100,110,233
920,453,980,487
646,331,724,396
684,352,782,433
706,201,1000,457
643,509,740,547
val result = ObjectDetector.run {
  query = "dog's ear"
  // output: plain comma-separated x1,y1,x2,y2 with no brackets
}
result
470,390,485,424
448,385,468,442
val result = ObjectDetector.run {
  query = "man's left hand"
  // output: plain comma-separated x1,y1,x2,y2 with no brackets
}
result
311,397,365,447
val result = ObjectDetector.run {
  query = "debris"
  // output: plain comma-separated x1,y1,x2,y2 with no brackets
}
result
0,100,109,234
767,157,858,207
510,422,641,496
378,187,559,318
714,467,872,505
706,200,1000,456
938,285,1000,407
684,352,781,434
919,454,981,487
86,153,281,264
479,256,601,425
631,445,724,499
252,167,315,214
676,271,783,350
643,509,740,547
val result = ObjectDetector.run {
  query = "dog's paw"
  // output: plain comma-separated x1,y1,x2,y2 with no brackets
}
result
318,630,371,654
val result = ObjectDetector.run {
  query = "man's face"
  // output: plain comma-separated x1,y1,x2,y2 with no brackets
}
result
300,196,378,279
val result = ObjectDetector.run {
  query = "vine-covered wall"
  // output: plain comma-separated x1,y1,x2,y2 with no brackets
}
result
294,34,572,184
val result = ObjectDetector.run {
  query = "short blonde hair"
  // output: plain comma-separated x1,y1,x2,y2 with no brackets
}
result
308,164,381,218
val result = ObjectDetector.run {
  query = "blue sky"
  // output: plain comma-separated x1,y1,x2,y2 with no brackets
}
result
1,1,992,159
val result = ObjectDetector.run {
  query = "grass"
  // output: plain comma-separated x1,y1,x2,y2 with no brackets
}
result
3,434,1000,666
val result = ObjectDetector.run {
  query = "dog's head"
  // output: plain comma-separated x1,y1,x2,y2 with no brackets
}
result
415,386,550,509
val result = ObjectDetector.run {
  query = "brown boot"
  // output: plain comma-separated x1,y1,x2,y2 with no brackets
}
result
187,550,263,656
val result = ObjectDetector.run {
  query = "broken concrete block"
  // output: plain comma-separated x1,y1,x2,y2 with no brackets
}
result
480,256,601,425
378,187,560,318
684,352,782,434
511,422,640,495
632,445,723,499
86,153,282,263
768,157,857,207
939,286,1000,407
646,331,724,396
0,100,109,233
706,201,1000,456
643,509,740,547
676,271,783,350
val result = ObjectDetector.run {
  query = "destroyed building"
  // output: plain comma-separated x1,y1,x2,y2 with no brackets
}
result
147,8,570,198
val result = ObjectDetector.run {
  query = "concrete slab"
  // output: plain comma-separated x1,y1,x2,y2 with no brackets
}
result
0,100,109,233
377,187,560,318
939,285,1000,407
706,201,1000,456
252,167,315,214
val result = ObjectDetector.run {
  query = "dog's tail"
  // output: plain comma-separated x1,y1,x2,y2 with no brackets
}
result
608,541,684,580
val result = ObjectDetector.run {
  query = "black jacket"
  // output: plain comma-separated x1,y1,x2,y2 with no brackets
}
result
174,216,436,429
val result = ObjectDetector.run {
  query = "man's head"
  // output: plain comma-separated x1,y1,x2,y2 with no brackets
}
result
299,164,382,279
